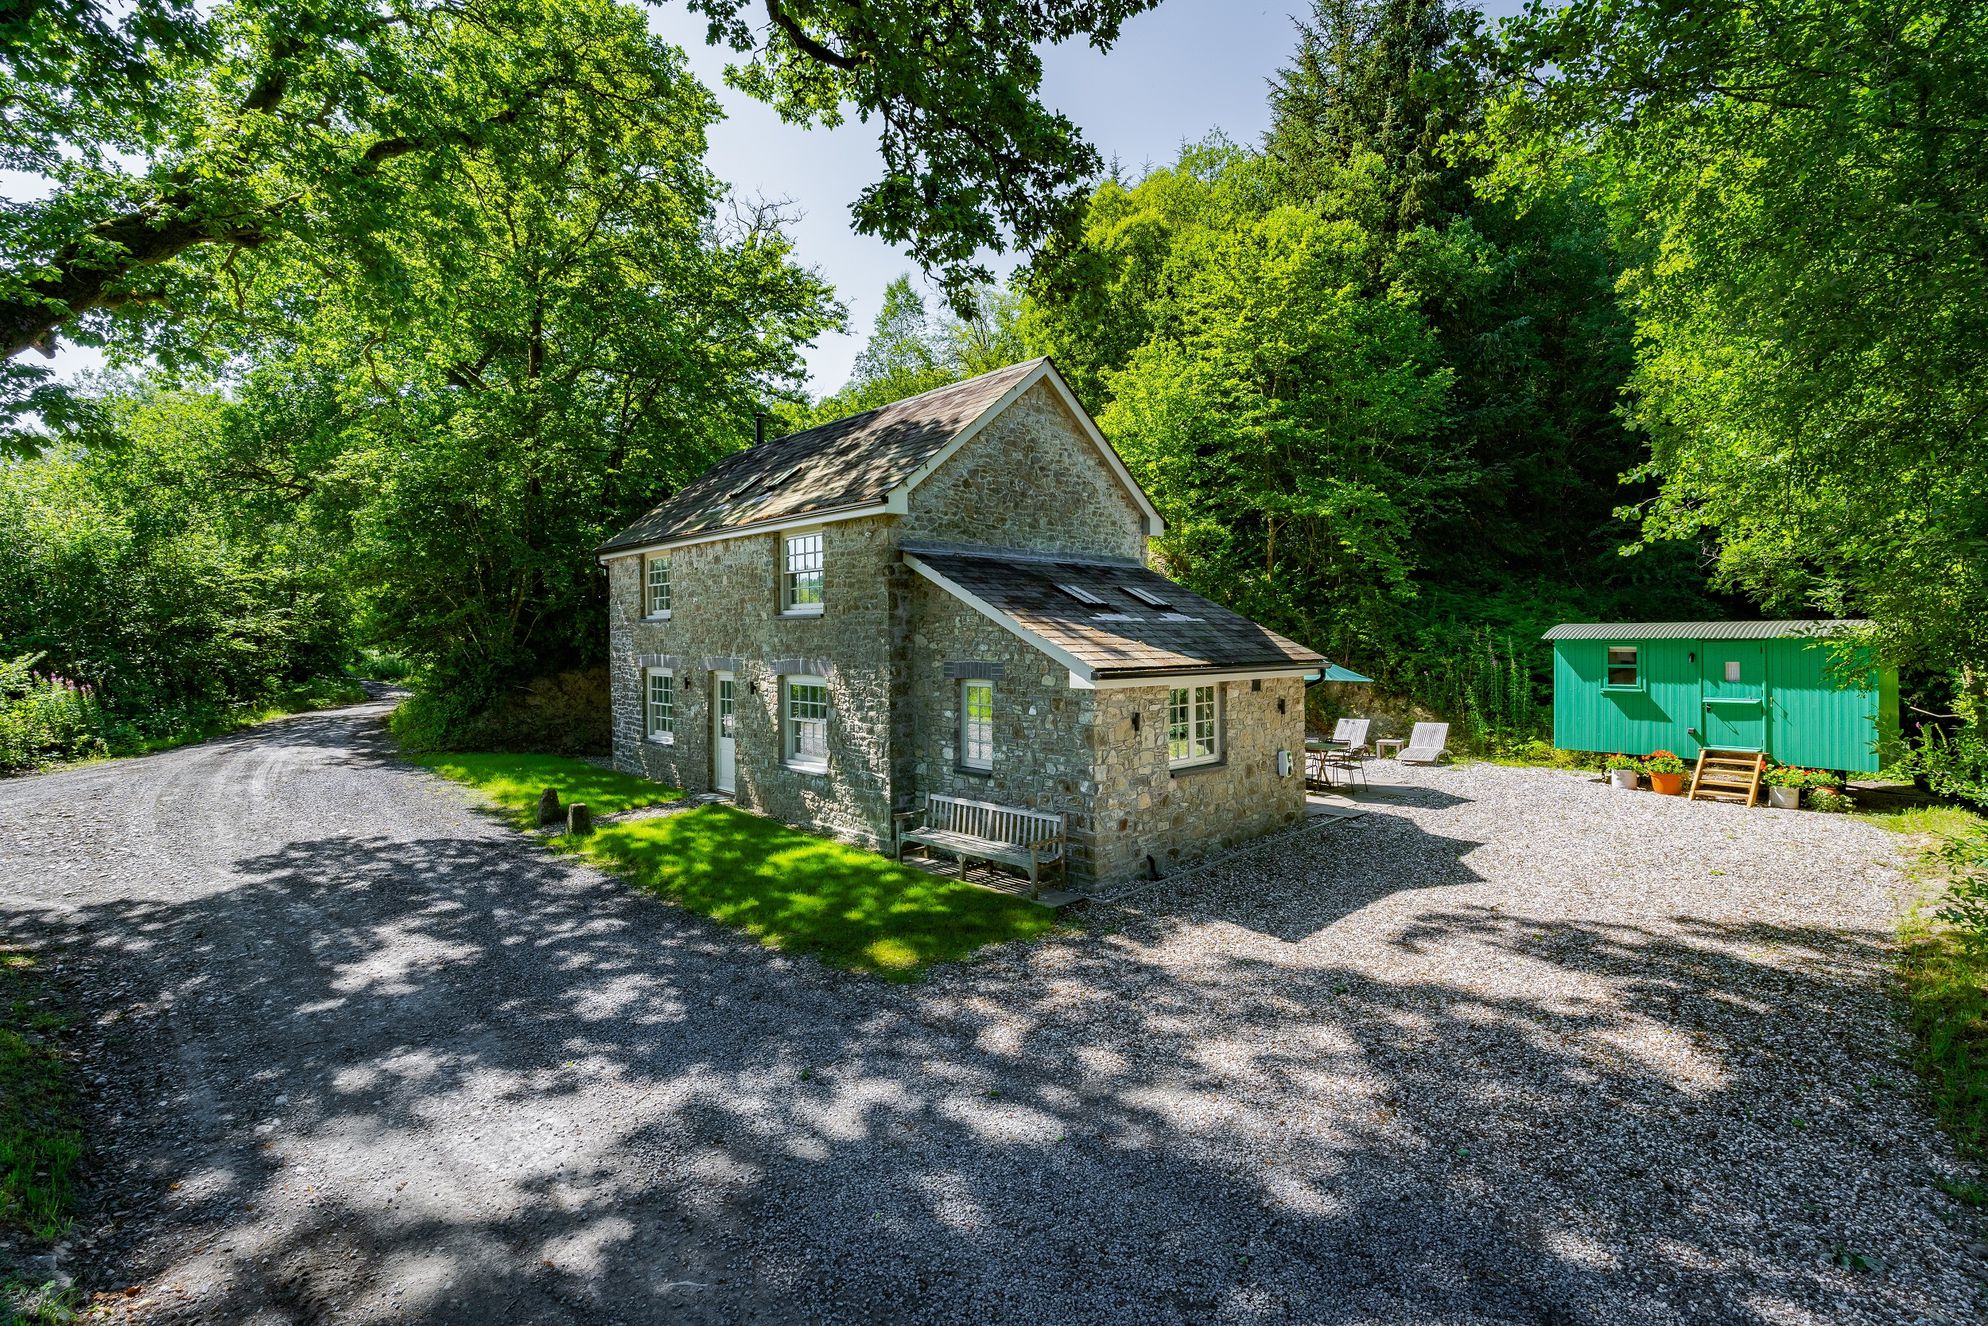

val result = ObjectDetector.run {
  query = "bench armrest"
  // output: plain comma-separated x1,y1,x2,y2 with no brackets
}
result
892,809,923,827
1027,833,1067,856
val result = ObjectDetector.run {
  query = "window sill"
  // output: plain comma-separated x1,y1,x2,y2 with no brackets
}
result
646,733,675,747
779,606,824,619
784,759,828,776
642,611,672,623
954,764,994,779
1169,758,1227,778
1600,684,1644,695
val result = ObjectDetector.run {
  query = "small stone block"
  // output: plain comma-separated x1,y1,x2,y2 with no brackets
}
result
566,803,594,836
535,787,562,827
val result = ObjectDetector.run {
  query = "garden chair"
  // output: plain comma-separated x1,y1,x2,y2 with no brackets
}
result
1398,722,1450,765
1330,717,1372,753
1324,743,1368,792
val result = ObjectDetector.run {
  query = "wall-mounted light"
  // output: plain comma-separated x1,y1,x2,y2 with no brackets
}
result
1130,711,1141,733
1277,698,1286,714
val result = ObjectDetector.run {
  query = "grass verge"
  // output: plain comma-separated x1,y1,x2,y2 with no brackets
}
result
414,752,1060,980
1866,804,1988,1161
0,950,81,1240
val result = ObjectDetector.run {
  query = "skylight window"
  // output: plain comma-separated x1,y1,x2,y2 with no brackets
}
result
761,466,800,490
1056,583,1107,607
1123,586,1171,609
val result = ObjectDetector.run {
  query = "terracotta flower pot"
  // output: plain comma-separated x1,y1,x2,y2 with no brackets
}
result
1609,768,1639,790
1649,771,1685,796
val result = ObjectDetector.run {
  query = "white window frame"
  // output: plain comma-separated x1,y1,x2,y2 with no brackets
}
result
1167,683,1221,769
959,678,994,772
644,554,671,619
781,529,825,616
644,668,676,744
1605,645,1640,690
782,675,830,772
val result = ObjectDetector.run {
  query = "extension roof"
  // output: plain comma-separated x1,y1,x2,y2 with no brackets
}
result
596,359,1162,557
903,544,1325,685
1541,620,1868,641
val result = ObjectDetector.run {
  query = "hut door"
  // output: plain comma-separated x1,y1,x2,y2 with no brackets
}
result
1700,643,1767,751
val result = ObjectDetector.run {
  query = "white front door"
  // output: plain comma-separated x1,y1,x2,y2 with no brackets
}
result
712,672,736,794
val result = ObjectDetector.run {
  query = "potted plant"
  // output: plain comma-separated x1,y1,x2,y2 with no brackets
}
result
1762,764,1806,810
1642,749,1688,795
1604,753,1640,790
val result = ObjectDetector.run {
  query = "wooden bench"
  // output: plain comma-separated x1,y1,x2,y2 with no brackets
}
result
895,794,1068,897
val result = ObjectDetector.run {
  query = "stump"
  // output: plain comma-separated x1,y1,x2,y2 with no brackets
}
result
566,802,593,836
535,787,562,828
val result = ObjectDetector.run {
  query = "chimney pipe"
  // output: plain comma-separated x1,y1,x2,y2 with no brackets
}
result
754,410,767,448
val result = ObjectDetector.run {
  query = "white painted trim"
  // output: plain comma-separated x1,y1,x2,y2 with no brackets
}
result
597,502,892,563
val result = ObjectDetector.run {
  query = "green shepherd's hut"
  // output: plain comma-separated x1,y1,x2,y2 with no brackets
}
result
1543,621,1899,773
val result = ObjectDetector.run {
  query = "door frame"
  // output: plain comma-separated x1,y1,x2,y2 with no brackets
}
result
1699,641,1768,753
711,670,736,794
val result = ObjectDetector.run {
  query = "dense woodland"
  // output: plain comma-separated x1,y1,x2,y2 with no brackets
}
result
2,0,1984,800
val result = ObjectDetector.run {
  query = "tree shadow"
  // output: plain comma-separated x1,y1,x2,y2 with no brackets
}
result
2,765,1979,1323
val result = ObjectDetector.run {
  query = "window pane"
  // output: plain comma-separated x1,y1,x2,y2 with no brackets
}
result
1606,646,1638,687
787,680,828,762
961,680,993,768
718,678,735,737
647,672,674,736
1167,687,1190,761
647,557,670,614
785,533,824,609
1724,659,1741,682
1193,685,1217,758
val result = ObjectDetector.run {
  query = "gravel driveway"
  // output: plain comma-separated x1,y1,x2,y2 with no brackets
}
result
1,701,1981,1324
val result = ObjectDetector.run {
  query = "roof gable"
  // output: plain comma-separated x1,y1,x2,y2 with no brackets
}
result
596,360,1162,557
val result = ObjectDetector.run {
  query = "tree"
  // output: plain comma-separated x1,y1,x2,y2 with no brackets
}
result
1483,0,1988,692
0,0,1161,411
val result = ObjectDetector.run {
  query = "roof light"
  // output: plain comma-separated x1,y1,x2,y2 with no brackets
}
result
1124,586,1171,609
1056,583,1107,607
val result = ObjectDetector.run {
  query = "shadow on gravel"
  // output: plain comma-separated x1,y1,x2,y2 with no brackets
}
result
6,808,1972,1324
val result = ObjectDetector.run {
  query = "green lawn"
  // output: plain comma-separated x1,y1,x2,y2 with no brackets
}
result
0,951,81,1240
1869,804,1988,1162
406,752,684,826
414,753,1059,979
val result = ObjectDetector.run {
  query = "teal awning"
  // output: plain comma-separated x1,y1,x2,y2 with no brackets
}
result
1318,662,1372,683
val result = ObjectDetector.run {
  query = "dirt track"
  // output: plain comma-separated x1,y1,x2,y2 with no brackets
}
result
0,699,1980,1324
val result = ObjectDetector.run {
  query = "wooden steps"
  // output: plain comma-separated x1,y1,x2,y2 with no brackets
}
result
1689,748,1767,807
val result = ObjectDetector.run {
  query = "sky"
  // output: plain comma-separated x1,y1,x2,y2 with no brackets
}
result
19,0,1527,396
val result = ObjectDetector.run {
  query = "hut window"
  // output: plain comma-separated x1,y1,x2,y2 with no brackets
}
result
1724,659,1742,682
1605,646,1639,688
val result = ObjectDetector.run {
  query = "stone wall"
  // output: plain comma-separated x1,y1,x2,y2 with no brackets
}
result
898,379,1148,562
900,578,1100,873
1083,677,1308,884
606,517,901,850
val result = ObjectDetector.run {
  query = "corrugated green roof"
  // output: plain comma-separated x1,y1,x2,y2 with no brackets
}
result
1540,620,1867,641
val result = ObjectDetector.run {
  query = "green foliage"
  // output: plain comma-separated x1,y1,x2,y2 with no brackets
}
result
1899,728,1988,811
393,670,612,757
1807,788,1855,814
0,656,112,773
1602,752,1639,772
1483,0,1988,683
1022,1,1720,738
0,951,81,1242
1,0,1160,409
1900,825,1988,1158
416,752,1057,978
1639,749,1687,776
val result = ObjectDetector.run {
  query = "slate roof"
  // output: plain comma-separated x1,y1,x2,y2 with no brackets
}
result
1541,620,1867,641
905,546,1325,680
597,360,1047,555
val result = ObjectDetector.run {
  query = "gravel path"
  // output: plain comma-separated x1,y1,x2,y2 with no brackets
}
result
0,702,1981,1324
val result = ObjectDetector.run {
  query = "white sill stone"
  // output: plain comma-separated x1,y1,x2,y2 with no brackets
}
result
642,611,672,623
784,760,828,775
780,605,825,618
646,733,675,746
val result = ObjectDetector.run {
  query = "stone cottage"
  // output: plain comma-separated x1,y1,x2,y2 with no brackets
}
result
595,358,1325,886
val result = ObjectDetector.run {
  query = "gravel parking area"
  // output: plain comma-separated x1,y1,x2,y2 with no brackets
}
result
1,705,1981,1324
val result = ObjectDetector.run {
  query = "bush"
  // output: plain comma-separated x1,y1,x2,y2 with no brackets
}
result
0,655,115,773
392,668,611,756
1905,727,1988,809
